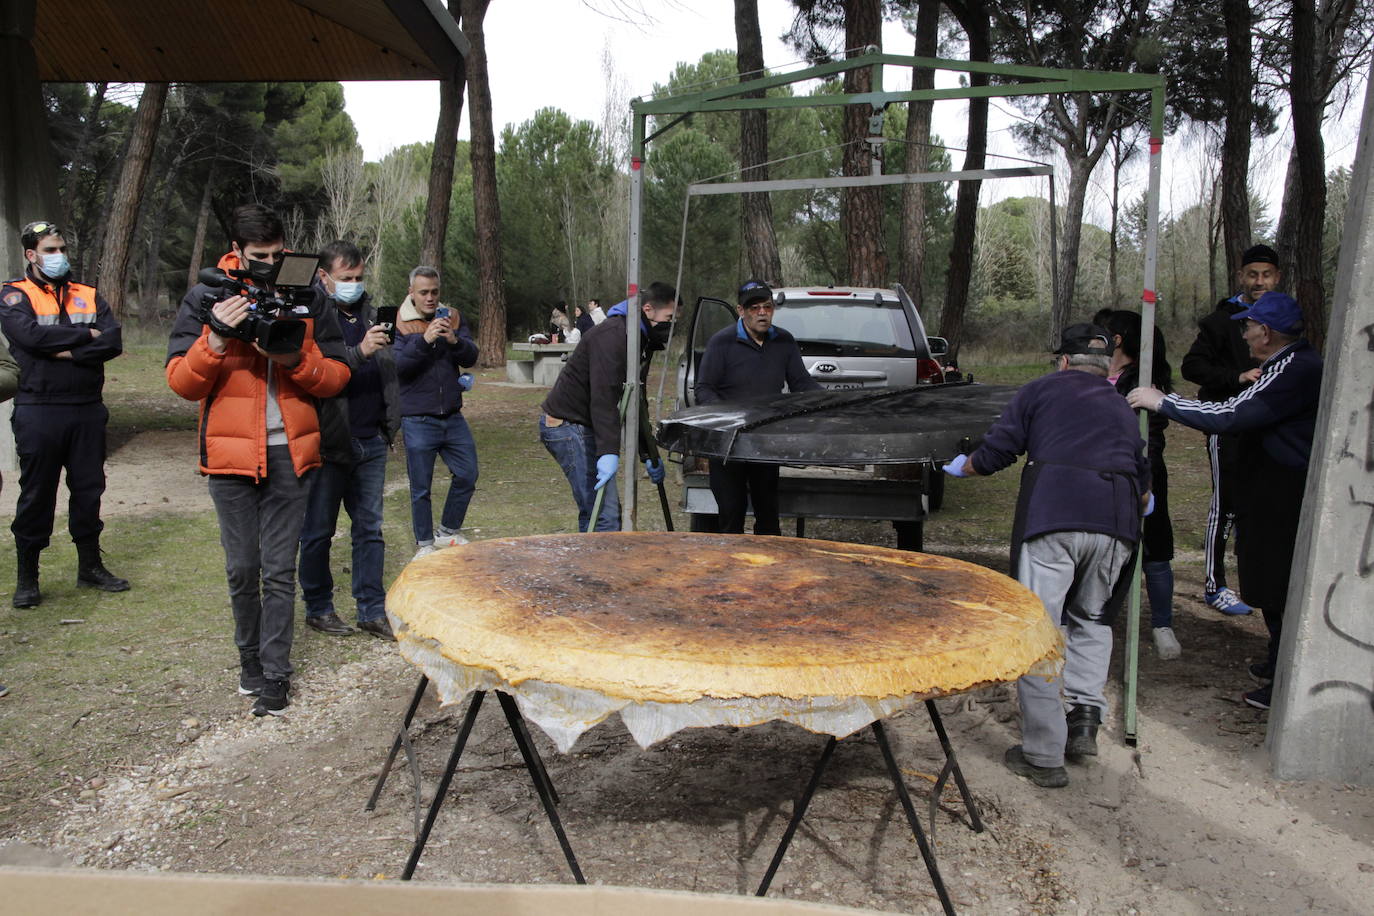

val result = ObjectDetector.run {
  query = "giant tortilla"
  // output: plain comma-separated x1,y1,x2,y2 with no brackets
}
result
388,532,1057,706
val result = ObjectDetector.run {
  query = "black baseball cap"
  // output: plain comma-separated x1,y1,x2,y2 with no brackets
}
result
1052,323,1113,356
737,279,773,306
1241,244,1280,268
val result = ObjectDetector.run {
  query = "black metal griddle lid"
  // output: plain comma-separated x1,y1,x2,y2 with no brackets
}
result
656,382,1018,466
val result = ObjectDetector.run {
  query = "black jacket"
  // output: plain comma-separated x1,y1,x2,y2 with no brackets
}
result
1159,340,1322,470
695,320,820,404
317,293,401,463
0,269,122,405
1180,296,1260,403
542,313,647,456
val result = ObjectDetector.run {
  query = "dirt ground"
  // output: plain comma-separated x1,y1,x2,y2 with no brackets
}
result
2,422,1373,915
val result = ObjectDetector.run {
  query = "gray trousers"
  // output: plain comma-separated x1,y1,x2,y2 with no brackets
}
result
1016,531,1132,768
208,445,313,682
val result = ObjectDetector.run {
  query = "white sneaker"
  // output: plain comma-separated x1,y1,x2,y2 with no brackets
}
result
434,530,469,548
411,544,438,562
1152,626,1182,660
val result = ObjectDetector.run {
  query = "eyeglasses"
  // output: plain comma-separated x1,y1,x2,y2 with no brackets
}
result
742,301,774,312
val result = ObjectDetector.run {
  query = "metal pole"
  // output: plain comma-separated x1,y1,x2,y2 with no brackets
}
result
621,113,646,531
1124,88,1166,745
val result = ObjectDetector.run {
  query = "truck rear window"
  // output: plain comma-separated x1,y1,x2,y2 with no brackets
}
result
777,301,917,357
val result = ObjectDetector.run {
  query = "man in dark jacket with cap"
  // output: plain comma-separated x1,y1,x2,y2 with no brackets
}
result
1130,292,1321,711
944,323,1151,789
1180,244,1279,616
695,279,821,535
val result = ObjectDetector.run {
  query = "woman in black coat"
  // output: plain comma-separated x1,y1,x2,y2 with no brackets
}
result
1097,309,1181,660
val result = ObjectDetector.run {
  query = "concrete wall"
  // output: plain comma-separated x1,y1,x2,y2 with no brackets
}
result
1269,66,1374,782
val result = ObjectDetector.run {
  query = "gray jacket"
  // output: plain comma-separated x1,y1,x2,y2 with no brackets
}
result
318,293,401,464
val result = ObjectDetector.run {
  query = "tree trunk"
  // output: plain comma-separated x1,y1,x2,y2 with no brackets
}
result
1052,150,1095,343
186,163,216,294
898,0,939,310
421,0,467,271
938,2,989,360
1287,0,1327,349
96,82,167,316
62,80,107,228
736,0,782,283
140,131,189,313
1219,0,1254,281
1109,158,1120,309
462,0,507,369
840,0,887,287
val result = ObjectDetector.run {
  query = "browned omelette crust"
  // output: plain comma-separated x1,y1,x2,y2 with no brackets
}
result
388,532,1059,704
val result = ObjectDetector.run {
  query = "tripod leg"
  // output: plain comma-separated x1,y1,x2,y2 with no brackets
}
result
497,691,585,883
755,736,837,896
366,675,430,811
871,720,956,916
401,690,485,880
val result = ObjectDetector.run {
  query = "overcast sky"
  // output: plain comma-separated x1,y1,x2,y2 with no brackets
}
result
342,0,1365,230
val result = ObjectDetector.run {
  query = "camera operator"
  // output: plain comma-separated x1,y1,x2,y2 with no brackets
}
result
166,204,350,717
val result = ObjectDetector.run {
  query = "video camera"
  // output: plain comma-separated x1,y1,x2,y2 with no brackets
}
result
197,252,320,354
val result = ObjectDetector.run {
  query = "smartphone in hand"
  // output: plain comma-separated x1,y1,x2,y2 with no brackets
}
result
435,305,451,321
374,305,398,343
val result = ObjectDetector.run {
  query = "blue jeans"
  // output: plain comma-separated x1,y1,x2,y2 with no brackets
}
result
298,434,389,623
539,416,619,532
402,413,478,544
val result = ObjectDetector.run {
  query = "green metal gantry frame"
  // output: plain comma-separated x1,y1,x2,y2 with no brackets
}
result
620,49,1165,744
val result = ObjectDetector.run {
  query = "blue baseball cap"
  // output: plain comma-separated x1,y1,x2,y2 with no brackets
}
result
1232,291,1303,335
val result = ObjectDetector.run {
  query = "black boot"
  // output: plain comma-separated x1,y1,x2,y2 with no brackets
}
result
1066,704,1102,758
13,546,41,609
75,541,130,592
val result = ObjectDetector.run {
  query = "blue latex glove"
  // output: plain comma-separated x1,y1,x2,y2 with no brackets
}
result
595,454,619,490
458,373,474,391
1143,492,1156,516
942,454,969,478
644,458,665,485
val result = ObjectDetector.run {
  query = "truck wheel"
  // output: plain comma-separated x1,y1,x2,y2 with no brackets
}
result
927,471,945,512
893,520,923,552
689,513,720,533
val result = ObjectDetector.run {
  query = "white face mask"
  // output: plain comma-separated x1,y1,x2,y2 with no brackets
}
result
333,280,364,305
38,252,71,280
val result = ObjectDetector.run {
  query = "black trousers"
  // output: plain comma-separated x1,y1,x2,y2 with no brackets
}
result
708,459,781,535
1234,456,1307,669
11,402,109,552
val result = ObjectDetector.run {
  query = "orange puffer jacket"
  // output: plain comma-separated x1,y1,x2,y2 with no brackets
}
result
166,254,350,478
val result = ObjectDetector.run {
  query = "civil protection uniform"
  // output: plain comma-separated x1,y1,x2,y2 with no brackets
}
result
0,268,123,576
969,369,1151,768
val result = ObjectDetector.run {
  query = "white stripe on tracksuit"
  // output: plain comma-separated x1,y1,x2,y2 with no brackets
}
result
1203,433,1233,593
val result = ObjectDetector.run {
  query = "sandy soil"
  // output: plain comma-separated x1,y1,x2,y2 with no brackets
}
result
2,430,1373,914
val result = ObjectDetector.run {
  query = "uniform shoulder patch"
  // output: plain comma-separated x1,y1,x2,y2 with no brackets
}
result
3,291,24,307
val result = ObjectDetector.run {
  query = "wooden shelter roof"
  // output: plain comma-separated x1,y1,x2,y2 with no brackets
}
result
33,0,468,82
